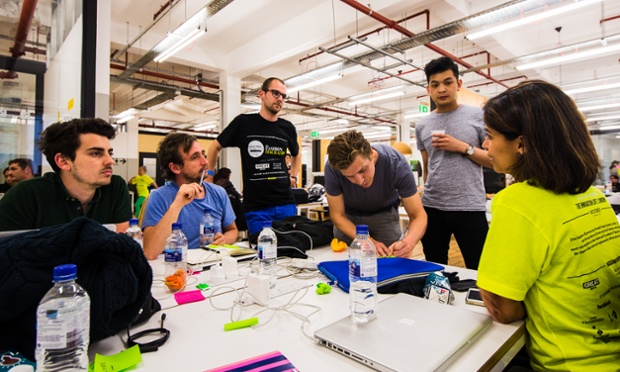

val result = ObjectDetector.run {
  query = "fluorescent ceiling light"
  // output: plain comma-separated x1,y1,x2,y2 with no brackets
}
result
466,0,603,40
241,103,261,110
193,121,217,130
348,91,405,106
597,125,620,130
330,118,349,125
116,115,134,124
115,108,139,119
516,43,620,70
154,28,205,63
314,127,349,136
287,73,342,94
586,114,620,122
564,82,620,95
579,102,620,112
348,85,405,101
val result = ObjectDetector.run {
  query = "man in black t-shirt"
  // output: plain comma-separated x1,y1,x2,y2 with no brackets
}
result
207,77,300,234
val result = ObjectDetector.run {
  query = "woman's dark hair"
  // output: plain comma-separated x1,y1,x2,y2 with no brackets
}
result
38,118,116,173
483,80,600,194
213,167,231,185
157,132,197,180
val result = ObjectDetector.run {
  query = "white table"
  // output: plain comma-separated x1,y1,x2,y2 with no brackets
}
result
90,247,524,371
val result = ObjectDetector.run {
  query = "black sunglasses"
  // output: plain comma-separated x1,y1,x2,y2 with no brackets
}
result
265,89,289,100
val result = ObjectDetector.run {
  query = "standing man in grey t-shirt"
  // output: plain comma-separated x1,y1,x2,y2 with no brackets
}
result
415,57,492,269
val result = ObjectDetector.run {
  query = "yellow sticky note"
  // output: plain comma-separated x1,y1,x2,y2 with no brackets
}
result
91,345,142,372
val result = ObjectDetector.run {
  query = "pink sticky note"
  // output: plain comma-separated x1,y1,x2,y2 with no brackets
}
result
174,289,206,305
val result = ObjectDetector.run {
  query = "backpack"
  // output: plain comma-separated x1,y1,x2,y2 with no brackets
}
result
249,216,334,258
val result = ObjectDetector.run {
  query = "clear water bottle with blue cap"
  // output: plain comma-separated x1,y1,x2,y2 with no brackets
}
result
36,264,90,371
125,218,143,247
349,224,377,323
164,222,187,277
200,208,215,247
258,221,277,288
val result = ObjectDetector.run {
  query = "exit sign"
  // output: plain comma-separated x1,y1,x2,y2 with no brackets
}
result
418,104,429,113
311,131,319,138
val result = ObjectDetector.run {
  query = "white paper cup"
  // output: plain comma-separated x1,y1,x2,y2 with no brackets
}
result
431,129,445,135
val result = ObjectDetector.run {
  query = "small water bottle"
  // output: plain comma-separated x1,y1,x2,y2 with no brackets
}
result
349,224,377,323
605,180,613,195
164,223,188,277
36,264,90,372
125,218,143,247
200,208,215,247
257,221,277,288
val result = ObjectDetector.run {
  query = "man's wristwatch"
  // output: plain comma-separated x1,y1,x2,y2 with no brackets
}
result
464,144,475,156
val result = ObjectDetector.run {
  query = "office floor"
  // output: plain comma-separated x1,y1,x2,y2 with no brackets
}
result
411,235,466,268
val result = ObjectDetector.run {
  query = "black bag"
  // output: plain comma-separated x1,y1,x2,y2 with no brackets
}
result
249,216,334,258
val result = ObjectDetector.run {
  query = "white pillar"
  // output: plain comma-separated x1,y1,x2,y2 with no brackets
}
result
218,74,242,190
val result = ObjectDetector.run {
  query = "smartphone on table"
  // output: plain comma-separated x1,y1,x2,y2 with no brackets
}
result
465,288,485,307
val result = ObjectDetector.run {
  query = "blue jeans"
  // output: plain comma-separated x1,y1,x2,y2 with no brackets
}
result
245,204,297,235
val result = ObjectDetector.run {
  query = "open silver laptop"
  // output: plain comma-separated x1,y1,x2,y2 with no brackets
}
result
314,293,492,372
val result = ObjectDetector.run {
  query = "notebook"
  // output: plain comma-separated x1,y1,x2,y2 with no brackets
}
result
314,293,492,372
318,258,444,292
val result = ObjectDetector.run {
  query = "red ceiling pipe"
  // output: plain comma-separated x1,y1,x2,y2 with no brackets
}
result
370,67,421,84
600,14,620,25
0,0,39,79
300,10,430,63
111,63,220,90
339,0,508,88
286,99,396,125
466,75,527,89
153,0,176,20
459,51,490,76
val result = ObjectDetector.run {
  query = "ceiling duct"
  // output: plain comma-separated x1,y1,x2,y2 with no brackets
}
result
276,0,565,93
0,0,39,79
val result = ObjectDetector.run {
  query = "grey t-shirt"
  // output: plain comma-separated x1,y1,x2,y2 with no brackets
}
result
324,144,417,215
415,105,486,211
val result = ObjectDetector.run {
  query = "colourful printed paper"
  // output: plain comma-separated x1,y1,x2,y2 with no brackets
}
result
205,351,299,372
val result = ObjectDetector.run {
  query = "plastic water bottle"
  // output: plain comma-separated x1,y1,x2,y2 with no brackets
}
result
125,218,143,247
35,264,90,372
164,223,188,277
349,224,377,323
257,221,277,288
200,208,215,247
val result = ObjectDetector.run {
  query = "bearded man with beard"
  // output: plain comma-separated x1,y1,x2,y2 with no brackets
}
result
206,77,300,235
142,133,238,259
0,118,131,232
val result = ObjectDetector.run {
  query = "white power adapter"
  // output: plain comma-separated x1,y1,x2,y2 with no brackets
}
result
244,273,271,306
291,258,318,270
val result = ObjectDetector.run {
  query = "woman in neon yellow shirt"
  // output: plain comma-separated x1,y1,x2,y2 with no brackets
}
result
477,80,620,371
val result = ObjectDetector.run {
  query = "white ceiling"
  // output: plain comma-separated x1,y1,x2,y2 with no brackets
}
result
2,0,620,140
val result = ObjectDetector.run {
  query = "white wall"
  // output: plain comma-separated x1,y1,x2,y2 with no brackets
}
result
42,15,83,172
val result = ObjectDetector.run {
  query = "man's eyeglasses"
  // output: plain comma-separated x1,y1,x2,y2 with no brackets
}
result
265,89,289,100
